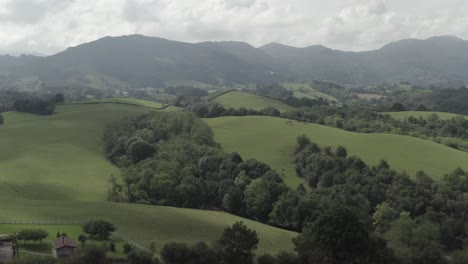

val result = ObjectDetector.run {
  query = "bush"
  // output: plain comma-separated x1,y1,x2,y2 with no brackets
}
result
81,220,116,240
17,229,48,243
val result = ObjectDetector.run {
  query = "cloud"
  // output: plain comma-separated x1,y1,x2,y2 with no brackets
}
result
0,0,467,54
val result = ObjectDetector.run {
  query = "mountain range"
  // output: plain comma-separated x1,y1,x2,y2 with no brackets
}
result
1,35,467,89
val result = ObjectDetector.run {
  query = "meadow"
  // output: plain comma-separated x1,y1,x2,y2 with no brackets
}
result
214,91,294,112
386,111,468,120
282,82,339,102
0,103,296,254
205,116,468,187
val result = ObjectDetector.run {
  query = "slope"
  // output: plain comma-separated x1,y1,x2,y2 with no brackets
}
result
0,103,296,253
386,111,468,121
214,91,294,112
205,116,468,187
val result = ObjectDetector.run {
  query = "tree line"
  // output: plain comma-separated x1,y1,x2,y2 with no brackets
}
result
12,93,64,115
281,105,468,152
104,111,288,223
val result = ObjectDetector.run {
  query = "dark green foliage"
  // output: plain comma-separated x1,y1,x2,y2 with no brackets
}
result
188,101,280,118
391,102,406,111
78,234,87,246
217,221,259,264
385,215,444,264
0,113,3,125
81,220,116,240
255,83,293,100
104,112,288,222
109,242,116,252
50,93,65,104
160,242,218,264
123,243,133,254
165,86,209,97
13,98,55,115
282,105,468,152
77,245,109,264
127,250,160,264
17,229,48,243
293,204,372,264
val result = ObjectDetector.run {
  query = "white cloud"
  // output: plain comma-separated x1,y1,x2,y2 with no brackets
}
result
0,0,467,54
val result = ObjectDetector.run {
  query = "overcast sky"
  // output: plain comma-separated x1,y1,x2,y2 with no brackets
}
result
0,0,467,54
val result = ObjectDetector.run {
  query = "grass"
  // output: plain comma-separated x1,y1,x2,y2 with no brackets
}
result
282,82,339,102
205,116,468,186
73,98,166,109
386,111,468,121
214,91,294,112
164,80,215,90
0,104,296,254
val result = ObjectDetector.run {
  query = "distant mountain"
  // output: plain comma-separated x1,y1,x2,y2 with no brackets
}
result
260,35,468,87
0,50,46,57
0,35,468,89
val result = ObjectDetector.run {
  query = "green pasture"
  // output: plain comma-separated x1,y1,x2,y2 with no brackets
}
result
214,91,294,112
282,82,339,102
0,103,296,254
386,111,468,121
205,116,468,187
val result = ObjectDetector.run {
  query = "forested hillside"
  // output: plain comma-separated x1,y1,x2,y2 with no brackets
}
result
1,35,468,88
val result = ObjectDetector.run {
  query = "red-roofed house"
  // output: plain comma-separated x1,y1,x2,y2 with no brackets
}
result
52,236,77,257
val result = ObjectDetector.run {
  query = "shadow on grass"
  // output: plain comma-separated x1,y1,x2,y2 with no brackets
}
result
19,242,51,254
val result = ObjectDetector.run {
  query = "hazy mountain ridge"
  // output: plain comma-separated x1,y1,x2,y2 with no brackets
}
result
0,35,467,88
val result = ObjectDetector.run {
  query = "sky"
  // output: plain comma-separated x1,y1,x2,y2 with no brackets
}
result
0,0,467,55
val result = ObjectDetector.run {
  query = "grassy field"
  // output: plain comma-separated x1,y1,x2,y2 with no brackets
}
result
0,103,296,254
214,91,294,112
74,98,166,109
205,116,468,186
386,111,468,120
282,82,339,102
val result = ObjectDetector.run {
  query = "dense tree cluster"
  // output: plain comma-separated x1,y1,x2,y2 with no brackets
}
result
12,93,64,116
255,83,293,100
104,112,288,223
81,220,116,240
282,105,468,151
160,221,259,264
16,229,48,243
164,86,209,97
280,135,468,263
189,101,281,118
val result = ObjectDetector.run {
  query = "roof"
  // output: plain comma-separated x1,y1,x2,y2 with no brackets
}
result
53,237,78,249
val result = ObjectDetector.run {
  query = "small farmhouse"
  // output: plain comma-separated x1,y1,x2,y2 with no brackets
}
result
52,237,77,258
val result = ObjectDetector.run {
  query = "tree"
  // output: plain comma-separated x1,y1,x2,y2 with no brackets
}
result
217,221,259,264
293,204,371,264
123,243,133,254
109,242,116,252
335,145,347,158
391,103,406,112
385,214,443,264
127,250,160,264
50,93,65,104
296,135,311,152
17,229,48,243
78,234,87,246
56,232,60,238
0,113,3,125
81,220,116,240
373,202,398,233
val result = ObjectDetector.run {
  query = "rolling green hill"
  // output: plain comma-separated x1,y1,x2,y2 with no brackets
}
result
386,111,468,120
0,103,296,253
282,82,339,102
205,116,468,187
214,91,294,112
